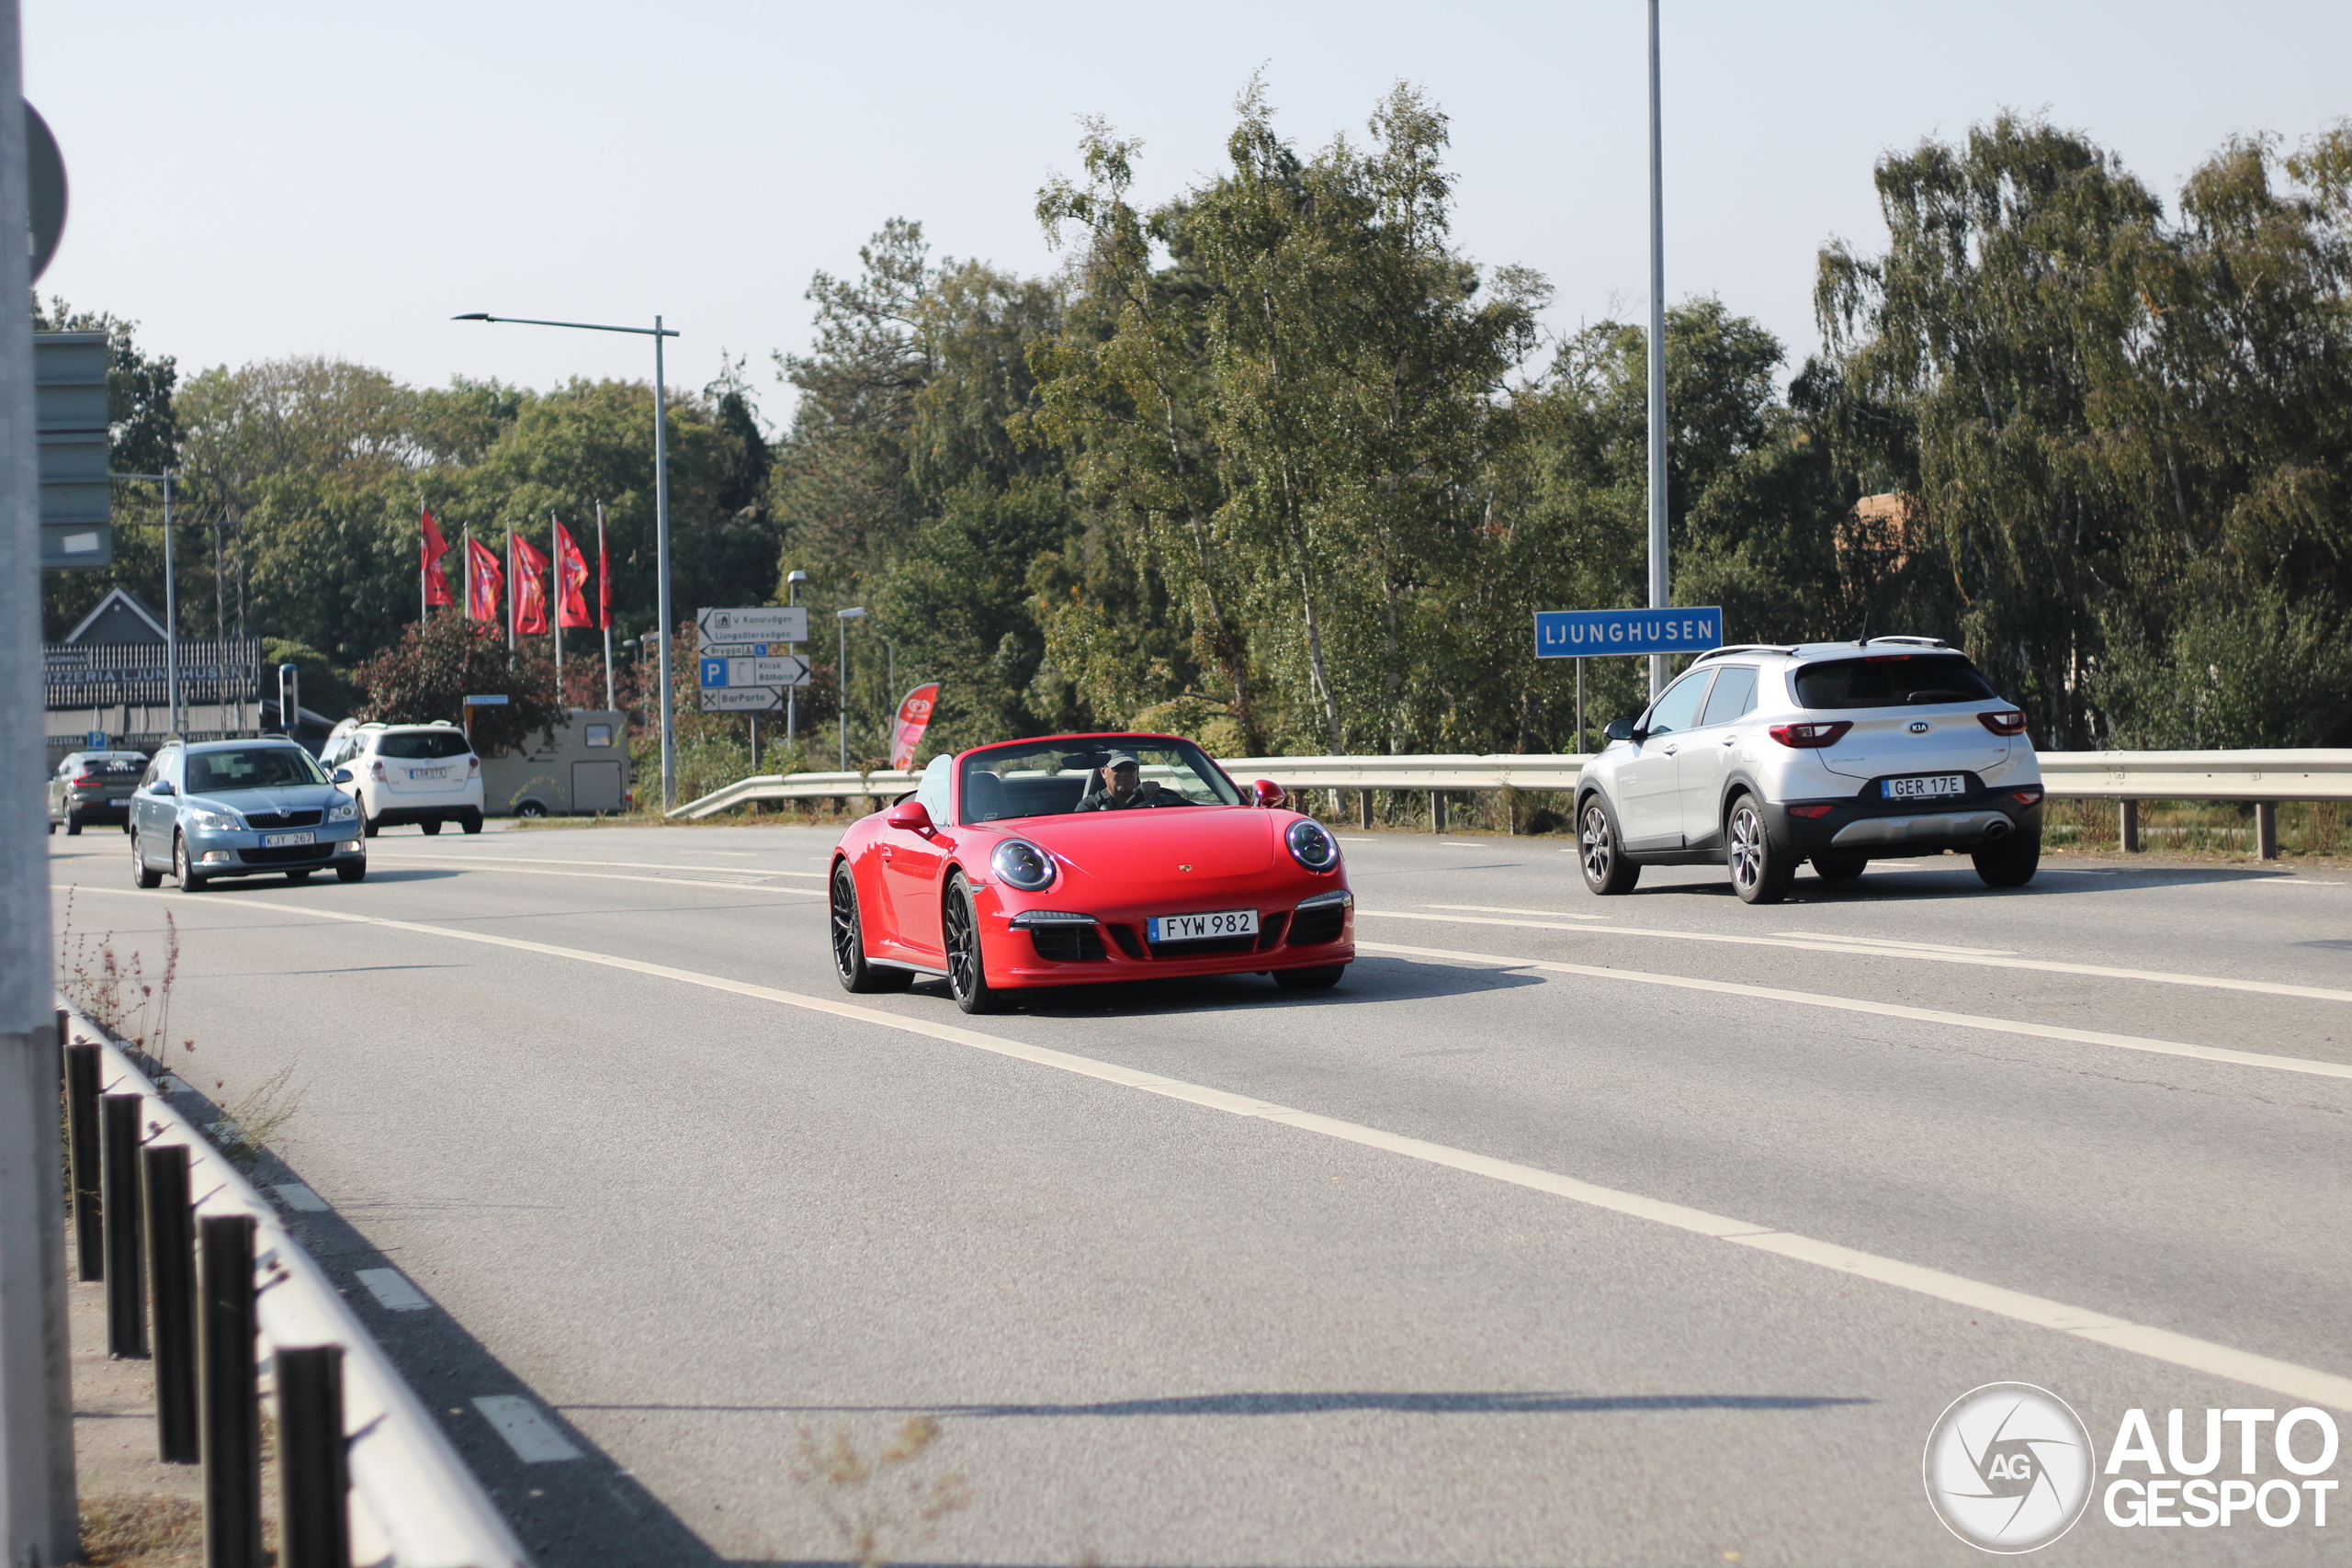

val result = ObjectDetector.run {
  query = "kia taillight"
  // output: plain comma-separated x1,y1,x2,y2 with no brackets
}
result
1769,721,1853,749
2011,786,2045,807
1978,709,2028,736
1788,804,1838,819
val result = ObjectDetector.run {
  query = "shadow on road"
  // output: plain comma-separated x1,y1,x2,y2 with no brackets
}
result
917,958,1547,1020
1624,858,2294,902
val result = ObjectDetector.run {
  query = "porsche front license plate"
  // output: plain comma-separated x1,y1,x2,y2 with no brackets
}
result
263,831,316,848
1882,774,1966,801
1148,908,1259,942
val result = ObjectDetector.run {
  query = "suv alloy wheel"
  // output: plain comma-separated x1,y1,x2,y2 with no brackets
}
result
1726,795,1793,905
1578,797,1640,896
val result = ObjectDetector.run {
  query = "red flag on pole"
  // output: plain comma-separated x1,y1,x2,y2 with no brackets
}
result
554,522,594,628
421,510,454,607
513,534,551,636
465,537,503,622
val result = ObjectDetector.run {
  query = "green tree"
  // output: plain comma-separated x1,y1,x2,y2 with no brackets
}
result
348,611,563,753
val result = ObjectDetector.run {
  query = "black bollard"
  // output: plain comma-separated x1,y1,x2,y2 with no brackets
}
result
67,1042,104,1279
198,1213,263,1567
146,1144,199,1463
276,1346,350,1568
102,1094,148,1357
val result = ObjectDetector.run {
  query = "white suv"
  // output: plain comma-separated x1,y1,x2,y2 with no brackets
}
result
321,721,485,837
1575,637,2044,904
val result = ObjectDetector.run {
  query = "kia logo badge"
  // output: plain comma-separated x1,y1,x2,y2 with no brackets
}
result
1908,721,1932,734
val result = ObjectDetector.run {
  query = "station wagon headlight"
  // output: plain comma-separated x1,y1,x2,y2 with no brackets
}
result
1285,818,1340,871
184,807,241,832
327,801,358,822
990,839,1057,891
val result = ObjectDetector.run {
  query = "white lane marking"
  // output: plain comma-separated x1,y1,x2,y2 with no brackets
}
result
2256,879,2347,887
372,859,826,897
1337,837,1375,842
65,884,2352,1411
376,852,826,878
1357,939,2352,1082
272,1182,328,1212
356,1268,429,1312
1427,904,1611,921
1439,841,1490,848
1771,931,2015,956
1356,908,2352,1004
472,1395,583,1463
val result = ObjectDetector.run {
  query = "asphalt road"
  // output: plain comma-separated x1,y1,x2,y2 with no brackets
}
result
48,823,2352,1566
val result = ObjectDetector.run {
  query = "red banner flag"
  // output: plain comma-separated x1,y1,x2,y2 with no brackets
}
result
890,682,941,770
465,537,503,622
421,509,454,607
554,521,594,628
513,533,551,636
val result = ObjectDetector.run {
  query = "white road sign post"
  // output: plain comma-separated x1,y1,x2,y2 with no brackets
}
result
697,608,810,714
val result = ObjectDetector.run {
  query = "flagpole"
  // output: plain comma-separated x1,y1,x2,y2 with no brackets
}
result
506,527,515,656
596,500,615,713
421,505,428,626
549,514,564,699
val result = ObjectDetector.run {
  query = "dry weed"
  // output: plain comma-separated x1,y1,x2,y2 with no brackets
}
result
78,1493,202,1566
790,1416,971,1568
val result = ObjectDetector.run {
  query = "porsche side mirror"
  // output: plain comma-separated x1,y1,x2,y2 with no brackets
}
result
1604,717,1635,743
1251,779,1285,808
331,768,353,784
885,800,933,833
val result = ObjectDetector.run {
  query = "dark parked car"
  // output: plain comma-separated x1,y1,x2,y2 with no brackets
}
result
48,750,148,835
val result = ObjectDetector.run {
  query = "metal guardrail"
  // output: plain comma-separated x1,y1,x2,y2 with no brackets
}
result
63,1002,533,1568
670,749,2352,820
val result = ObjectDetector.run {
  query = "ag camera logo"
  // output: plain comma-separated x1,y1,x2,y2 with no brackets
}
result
1923,1383,2094,1552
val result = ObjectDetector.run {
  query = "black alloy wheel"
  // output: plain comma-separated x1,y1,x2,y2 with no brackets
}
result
130,829,162,889
831,862,911,994
1727,795,1793,905
943,874,1003,1015
1273,964,1347,991
1973,830,2041,889
64,811,81,836
1812,854,1868,880
1578,798,1640,896
173,834,209,893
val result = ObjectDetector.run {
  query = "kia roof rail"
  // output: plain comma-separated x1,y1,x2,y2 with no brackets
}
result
1692,643,1797,663
1860,635,1949,649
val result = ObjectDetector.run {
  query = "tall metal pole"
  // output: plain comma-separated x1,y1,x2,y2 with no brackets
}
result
504,526,515,656
838,614,849,771
1645,0,1670,699
163,473,181,730
597,501,615,713
653,315,676,811
1,5,81,1555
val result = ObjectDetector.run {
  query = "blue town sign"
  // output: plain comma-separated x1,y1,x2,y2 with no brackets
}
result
1534,607,1724,658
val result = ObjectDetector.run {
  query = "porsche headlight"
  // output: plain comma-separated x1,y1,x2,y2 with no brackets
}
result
990,839,1057,891
1285,818,1340,871
184,807,241,832
327,801,358,822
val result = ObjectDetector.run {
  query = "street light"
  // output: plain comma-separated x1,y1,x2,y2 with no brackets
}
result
786,570,808,744
110,472,183,733
837,606,866,770
1645,0,1669,699
453,310,683,808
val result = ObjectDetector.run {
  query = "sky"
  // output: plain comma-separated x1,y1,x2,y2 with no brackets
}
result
25,2,2352,430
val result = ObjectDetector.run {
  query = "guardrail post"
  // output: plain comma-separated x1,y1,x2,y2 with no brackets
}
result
1430,791,1446,833
67,1040,104,1279
2256,801,2278,860
199,1213,263,1568
277,1344,350,1568
146,1143,199,1462
1358,790,1374,830
102,1093,148,1357
2119,799,2140,854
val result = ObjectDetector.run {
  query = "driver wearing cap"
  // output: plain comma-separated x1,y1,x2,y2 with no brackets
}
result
1073,751,1168,811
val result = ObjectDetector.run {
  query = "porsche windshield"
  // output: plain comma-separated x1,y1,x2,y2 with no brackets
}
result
960,740,1240,823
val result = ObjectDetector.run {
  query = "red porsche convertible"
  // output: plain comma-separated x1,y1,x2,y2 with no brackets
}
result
830,733,1354,1013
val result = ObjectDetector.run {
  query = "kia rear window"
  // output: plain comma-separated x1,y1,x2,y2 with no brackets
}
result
377,732,472,760
1793,656,1997,709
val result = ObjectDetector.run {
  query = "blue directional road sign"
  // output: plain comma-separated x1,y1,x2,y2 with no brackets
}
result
1535,607,1723,659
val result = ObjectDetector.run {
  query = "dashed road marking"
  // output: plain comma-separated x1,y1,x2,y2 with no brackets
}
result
372,858,826,896
1770,931,2014,956
356,1268,429,1312
473,1395,583,1462
1426,903,1610,921
68,883,2352,1412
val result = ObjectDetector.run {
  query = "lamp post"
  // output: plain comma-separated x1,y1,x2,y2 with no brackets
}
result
111,472,182,733
454,311,682,807
786,570,807,745
836,607,865,770
1645,0,1670,699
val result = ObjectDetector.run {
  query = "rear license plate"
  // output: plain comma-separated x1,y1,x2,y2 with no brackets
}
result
409,767,447,780
1148,908,1259,942
1882,774,1966,801
263,831,316,848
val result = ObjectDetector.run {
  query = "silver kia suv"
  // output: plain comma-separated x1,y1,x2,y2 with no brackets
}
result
1575,637,2044,904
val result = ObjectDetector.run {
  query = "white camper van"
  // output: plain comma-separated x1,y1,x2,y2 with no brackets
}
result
480,708,632,818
